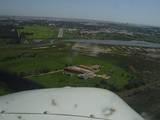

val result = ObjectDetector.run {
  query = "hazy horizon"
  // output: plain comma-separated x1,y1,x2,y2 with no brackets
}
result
0,0,160,27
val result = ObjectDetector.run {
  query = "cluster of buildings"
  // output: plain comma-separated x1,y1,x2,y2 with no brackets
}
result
80,28,134,36
64,65,100,79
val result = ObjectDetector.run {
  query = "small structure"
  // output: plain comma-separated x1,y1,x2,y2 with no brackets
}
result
78,72,96,80
64,65,100,79
32,39,51,46
64,66,92,74
78,65,94,71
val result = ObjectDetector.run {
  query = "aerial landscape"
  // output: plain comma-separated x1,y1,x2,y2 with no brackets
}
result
0,0,160,120
0,15,160,120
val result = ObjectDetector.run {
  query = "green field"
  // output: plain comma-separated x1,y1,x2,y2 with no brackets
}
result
18,25,58,40
0,43,134,95
63,29,81,39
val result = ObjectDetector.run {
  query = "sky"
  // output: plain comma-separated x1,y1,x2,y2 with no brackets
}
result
0,0,160,26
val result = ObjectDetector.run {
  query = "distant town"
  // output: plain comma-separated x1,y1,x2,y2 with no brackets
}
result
1,15,160,45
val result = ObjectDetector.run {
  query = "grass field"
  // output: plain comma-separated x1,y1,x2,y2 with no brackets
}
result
0,43,133,95
18,25,58,40
27,54,131,90
63,29,81,39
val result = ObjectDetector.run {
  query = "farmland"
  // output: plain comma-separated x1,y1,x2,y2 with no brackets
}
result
0,43,133,94
18,25,58,40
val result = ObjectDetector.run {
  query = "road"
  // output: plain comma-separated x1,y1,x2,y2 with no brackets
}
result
25,69,63,78
58,28,64,38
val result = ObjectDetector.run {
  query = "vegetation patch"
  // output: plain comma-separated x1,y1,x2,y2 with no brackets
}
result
18,25,58,40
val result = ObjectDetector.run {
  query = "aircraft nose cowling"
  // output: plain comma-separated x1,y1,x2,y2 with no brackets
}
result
0,87,144,120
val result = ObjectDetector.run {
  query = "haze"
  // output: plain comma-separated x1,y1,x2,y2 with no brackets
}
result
0,0,160,26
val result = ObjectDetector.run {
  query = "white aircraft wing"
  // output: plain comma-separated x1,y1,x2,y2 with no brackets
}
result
0,87,144,120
